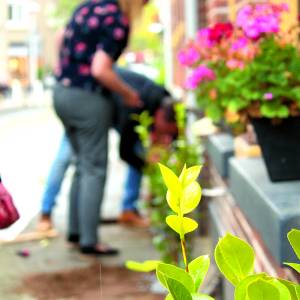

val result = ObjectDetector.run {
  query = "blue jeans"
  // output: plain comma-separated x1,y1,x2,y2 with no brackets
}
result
121,165,142,212
41,134,72,215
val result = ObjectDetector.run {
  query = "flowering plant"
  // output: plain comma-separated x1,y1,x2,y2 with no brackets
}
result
179,2,300,125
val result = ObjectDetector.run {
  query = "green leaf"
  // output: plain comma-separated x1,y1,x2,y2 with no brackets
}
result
247,279,280,300
287,229,300,259
125,260,159,272
285,263,300,273
191,293,215,300
166,190,181,214
165,277,193,300
215,233,255,286
181,181,202,215
166,215,198,238
279,279,300,300
156,263,195,293
189,255,210,292
166,294,174,300
179,165,202,188
269,279,291,300
235,274,268,300
159,164,181,213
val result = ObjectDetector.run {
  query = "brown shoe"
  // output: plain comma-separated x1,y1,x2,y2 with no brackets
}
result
118,210,150,228
36,214,53,232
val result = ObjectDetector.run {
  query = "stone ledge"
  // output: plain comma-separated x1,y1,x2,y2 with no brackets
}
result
206,133,234,178
229,157,300,264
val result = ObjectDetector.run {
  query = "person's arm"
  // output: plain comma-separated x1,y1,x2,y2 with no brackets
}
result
53,28,65,75
91,50,142,108
119,120,145,170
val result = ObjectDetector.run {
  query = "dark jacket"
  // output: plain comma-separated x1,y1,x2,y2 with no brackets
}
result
112,67,170,170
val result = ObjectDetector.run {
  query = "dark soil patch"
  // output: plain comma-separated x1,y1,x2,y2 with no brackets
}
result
16,263,165,300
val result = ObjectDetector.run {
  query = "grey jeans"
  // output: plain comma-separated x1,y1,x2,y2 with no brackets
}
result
53,84,112,246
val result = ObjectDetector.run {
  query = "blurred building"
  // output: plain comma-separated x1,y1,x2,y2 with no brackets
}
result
0,0,58,88
163,0,299,91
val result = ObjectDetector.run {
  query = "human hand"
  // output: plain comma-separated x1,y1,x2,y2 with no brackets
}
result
123,89,143,108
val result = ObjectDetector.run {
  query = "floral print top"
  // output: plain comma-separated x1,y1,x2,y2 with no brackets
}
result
56,0,130,92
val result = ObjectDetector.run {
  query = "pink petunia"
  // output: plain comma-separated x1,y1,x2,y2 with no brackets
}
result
113,28,125,40
263,92,273,100
177,46,200,66
185,65,216,90
78,65,90,76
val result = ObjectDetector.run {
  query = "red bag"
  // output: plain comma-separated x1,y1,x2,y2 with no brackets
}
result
0,179,20,229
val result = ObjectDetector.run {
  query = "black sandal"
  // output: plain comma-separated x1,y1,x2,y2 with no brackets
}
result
80,245,119,256
67,234,80,244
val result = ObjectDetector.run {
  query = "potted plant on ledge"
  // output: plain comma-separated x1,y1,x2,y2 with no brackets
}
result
178,2,300,182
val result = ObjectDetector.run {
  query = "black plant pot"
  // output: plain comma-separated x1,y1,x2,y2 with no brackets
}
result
251,117,300,182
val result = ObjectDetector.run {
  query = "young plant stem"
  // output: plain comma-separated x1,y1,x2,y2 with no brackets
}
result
181,238,189,272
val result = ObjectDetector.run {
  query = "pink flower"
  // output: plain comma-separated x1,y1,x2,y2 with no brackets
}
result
263,93,273,100
113,28,125,40
226,59,244,70
87,16,99,28
75,42,87,52
177,46,200,66
78,64,90,76
231,37,248,51
104,16,114,25
185,65,216,90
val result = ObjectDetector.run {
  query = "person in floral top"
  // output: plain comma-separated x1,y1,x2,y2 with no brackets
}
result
53,0,147,256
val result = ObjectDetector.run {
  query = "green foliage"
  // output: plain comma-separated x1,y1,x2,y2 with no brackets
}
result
135,102,203,264
126,162,300,299
215,233,255,286
195,36,300,127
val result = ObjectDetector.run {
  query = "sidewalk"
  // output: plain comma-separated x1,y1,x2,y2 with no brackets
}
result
0,100,213,300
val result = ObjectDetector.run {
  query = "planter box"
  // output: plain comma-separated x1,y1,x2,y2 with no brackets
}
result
229,157,300,264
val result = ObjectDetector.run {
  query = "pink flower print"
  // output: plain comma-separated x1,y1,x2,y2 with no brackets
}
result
87,16,99,28
62,78,71,86
75,15,84,24
104,16,114,26
64,29,74,39
263,93,273,100
78,64,90,76
106,4,118,13
61,57,69,66
75,42,87,53
94,6,107,15
120,15,129,26
113,28,125,40
80,7,89,16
